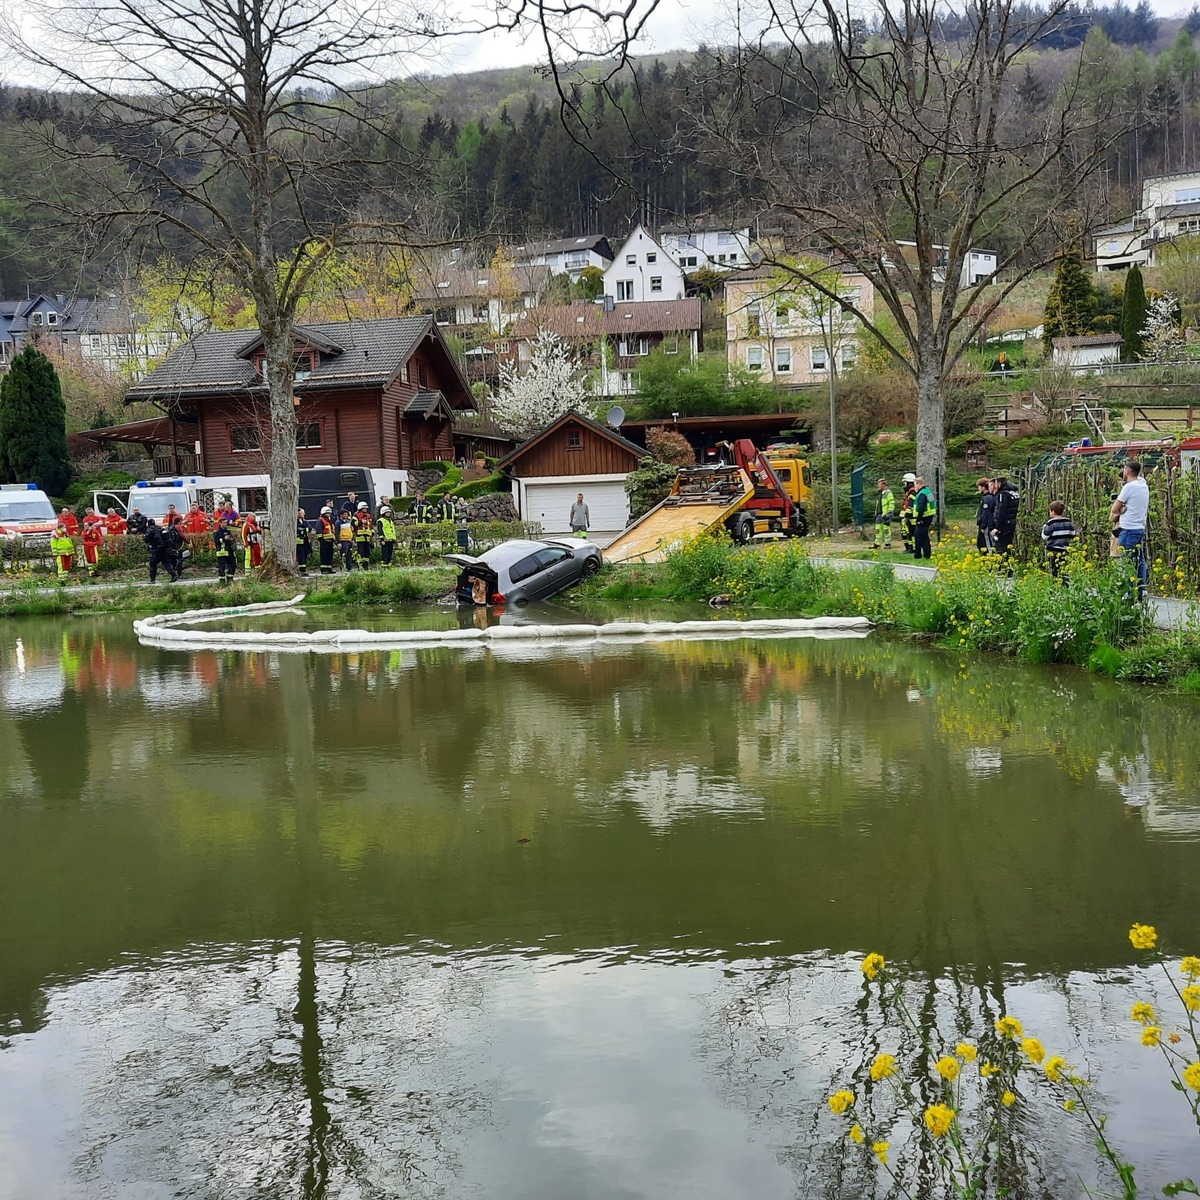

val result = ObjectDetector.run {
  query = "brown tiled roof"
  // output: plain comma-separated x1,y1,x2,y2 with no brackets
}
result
1052,334,1124,347
512,299,702,339
413,263,551,302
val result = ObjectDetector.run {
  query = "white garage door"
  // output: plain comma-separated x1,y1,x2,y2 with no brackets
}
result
523,480,629,537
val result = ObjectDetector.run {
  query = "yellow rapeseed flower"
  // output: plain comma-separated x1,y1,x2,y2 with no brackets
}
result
1129,923,1158,951
923,1103,955,1137
829,1089,855,1115
980,1061,999,1078
861,953,885,982
1044,1056,1066,1083
1130,1001,1157,1026
1183,986,1200,1012
955,1042,977,1063
1142,1026,1162,1047
1001,1091,1016,1107
1021,1037,1045,1065
995,1016,1023,1040
872,1141,889,1165
1184,1062,1200,1092
1182,956,1200,980
849,1124,865,1145
870,1053,897,1082
936,1055,960,1082
1064,1098,1077,1112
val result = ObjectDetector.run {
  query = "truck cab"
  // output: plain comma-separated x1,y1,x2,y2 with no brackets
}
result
723,445,812,543
0,484,58,546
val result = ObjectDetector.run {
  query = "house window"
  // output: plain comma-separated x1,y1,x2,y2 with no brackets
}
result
29,312,43,327
565,252,588,269
293,352,315,380
230,425,262,452
433,307,453,325
650,276,662,293
296,421,322,448
811,345,828,371
567,430,583,450
90,335,102,349
681,256,698,268
775,346,793,374
841,343,858,369
115,335,129,351
636,337,650,355
1176,187,1200,203
625,254,636,265
616,280,634,301
619,371,638,394
472,303,489,321
45,311,59,327
238,487,268,513
746,345,764,372
747,305,762,338
775,300,793,325
646,252,657,264
717,231,736,245
400,363,409,383
663,336,680,355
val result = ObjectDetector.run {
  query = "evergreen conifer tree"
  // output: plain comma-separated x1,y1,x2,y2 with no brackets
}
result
0,344,72,495
1042,245,1096,353
1121,264,1148,361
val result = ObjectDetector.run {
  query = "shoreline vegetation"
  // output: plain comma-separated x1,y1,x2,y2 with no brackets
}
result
6,535,1200,692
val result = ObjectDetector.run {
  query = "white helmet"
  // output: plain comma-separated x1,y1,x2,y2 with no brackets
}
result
321,506,332,515
902,472,917,483
357,501,368,510
381,507,392,516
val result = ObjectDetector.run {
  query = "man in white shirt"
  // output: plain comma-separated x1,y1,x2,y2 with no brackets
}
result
1110,460,1150,599
569,493,590,538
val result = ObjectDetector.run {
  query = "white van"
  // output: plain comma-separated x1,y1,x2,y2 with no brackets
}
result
0,483,58,544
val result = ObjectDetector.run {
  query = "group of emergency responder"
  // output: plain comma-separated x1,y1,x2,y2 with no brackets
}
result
871,472,939,559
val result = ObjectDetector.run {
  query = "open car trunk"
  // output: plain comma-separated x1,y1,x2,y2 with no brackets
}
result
452,563,499,606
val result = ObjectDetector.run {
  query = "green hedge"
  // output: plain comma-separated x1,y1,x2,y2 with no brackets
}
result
457,473,505,500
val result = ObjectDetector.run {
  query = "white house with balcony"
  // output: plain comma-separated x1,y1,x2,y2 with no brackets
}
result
1093,169,1200,271
659,223,755,271
724,268,874,385
602,226,686,303
510,235,614,279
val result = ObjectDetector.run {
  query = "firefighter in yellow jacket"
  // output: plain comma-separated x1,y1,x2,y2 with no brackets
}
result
871,478,895,550
50,525,75,580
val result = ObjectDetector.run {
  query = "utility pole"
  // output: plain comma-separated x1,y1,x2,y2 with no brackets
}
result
827,296,838,533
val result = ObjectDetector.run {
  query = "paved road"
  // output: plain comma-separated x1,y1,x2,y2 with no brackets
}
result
808,554,1196,632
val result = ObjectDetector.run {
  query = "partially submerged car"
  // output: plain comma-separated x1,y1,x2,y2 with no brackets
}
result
447,538,602,605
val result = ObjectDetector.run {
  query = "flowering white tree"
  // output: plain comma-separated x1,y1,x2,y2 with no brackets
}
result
493,330,595,438
1140,293,1187,363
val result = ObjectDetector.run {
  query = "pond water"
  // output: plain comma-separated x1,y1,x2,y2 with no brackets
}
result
2,609,1200,1198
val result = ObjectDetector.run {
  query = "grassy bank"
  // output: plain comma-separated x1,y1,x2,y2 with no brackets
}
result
583,536,1200,690
0,569,456,619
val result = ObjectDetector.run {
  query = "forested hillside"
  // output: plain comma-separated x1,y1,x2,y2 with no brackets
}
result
4,2,1200,293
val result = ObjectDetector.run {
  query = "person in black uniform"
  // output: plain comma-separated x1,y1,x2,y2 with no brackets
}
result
975,478,995,554
126,506,148,536
213,517,236,583
143,519,177,583
296,509,312,575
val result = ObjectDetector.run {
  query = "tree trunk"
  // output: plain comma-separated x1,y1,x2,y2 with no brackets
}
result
914,353,945,502
263,325,300,573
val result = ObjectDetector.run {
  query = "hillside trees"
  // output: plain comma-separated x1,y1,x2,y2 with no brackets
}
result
1043,243,1099,350
0,345,71,495
680,0,1118,491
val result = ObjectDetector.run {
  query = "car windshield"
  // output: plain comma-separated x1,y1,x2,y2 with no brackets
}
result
0,497,55,522
132,493,185,521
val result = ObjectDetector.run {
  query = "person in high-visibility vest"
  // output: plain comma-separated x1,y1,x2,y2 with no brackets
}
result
353,501,374,569
317,506,336,574
409,492,434,525
242,511,264,570
213,517,236,583
871,478,895,550
377,506,397,567
50,525,75,580
81,521,104,579
913,476,937,560
296,510,312,575
337,507,355,570
436,494,457,524
899,473,917,553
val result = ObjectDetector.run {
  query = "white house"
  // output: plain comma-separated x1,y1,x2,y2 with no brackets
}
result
1051,333,1123,372
414,263,549,335
659,223,755,271
1093,169,1200,271
602,225,686,303
510,235,614,279
885,241,997,286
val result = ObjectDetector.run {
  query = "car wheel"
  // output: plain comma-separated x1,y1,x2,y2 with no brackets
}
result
582,556,601,576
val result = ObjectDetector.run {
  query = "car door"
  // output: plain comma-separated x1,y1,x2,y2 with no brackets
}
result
529,545,577,599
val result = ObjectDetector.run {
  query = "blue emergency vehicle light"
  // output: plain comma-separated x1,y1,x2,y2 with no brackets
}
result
134,481,148,488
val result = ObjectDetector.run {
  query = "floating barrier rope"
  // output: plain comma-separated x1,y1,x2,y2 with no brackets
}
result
134,596,873,654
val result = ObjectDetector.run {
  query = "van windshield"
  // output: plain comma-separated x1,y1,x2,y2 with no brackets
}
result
0,496,55,522
130,492,185,521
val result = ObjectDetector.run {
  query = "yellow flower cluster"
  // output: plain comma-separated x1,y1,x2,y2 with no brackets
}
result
1129,923,1158,951
1021,1037,1045,1065
1044,1056,1066,1084
935,1055,960,1082
849,1123,865,1145
955,1043,977,1063
1130,1001,1157,1026
923,1103,955,1137
828,1089,855,1115
1142,1026,1162,1048
1182,956,1200,979
1185,1063,1200,1092
1183,985,1200,1013
980,1061,1000,1078
994,1016,1023,1040
870,1053,897,1082
1001,1090,1017,1107
872,1141,889,1165
862,952,885,982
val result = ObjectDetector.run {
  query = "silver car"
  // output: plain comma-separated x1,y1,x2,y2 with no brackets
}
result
447,538,602,605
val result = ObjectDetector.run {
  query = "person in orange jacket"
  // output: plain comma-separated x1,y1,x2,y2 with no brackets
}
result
81,521,104,578
182,503,210,535
242,510,264,569
82,506,103,531
104,508,127,537
59,508,80,536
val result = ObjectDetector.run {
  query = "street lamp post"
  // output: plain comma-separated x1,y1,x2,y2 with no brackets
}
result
826,297,838,534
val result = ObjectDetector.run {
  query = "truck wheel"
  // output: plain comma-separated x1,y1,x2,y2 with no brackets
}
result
733,517,754,544
793,513,809,538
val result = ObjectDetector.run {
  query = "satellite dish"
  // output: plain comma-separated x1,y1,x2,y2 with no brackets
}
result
607,406,626,429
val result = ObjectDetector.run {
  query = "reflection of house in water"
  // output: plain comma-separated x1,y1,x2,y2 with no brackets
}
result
1097,752,1200,837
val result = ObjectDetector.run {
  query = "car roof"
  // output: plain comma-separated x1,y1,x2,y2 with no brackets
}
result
478,539,554,568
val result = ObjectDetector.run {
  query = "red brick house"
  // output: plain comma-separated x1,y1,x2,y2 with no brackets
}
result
123,316,475,477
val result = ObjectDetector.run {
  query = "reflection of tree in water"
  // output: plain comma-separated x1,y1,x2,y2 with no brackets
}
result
694,961,1104,1199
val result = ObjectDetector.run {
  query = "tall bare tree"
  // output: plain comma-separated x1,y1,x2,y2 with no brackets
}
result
687,0,1119,484
5,0,445,569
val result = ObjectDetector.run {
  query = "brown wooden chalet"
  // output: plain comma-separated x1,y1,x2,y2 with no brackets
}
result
123,316,475,475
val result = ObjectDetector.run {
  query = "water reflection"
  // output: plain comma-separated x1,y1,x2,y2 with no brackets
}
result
2,618,1200,1196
